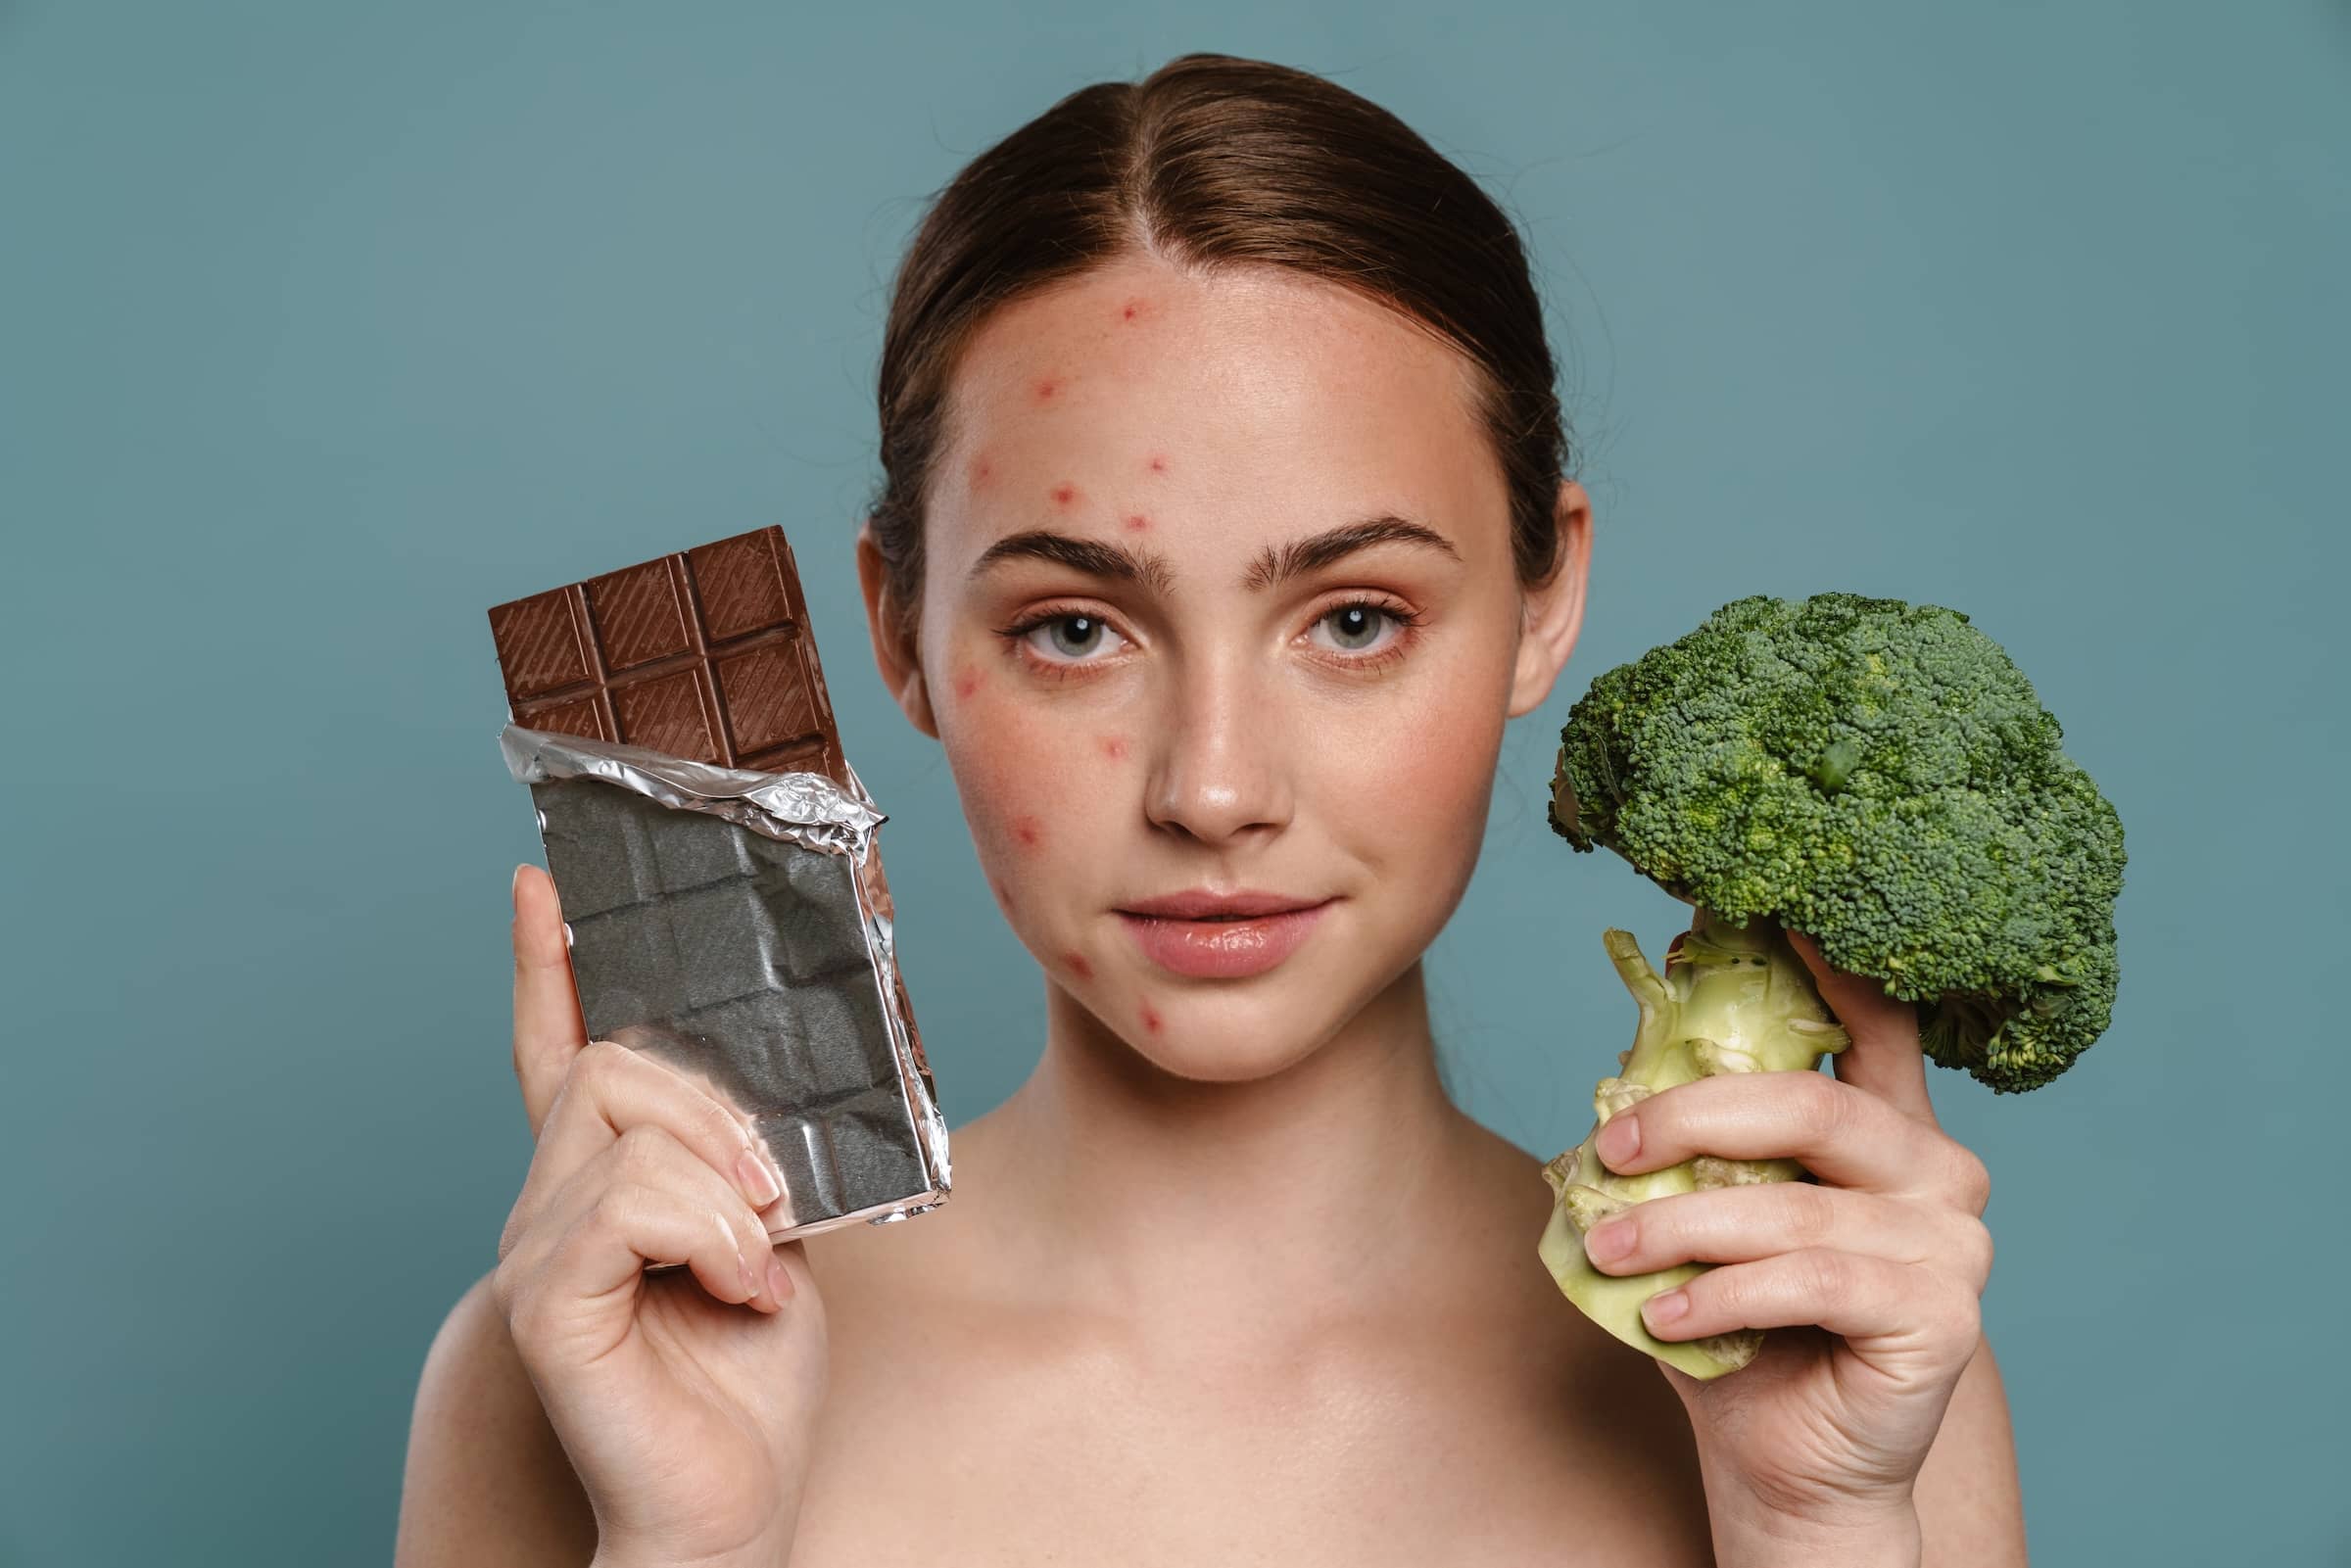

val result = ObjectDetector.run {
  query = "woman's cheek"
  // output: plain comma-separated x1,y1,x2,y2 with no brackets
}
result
937,662,1111,906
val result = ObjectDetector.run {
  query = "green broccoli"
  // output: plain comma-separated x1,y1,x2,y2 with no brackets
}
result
1537,592,2125,1378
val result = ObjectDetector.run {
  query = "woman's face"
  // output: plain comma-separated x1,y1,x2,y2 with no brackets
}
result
865,254,1586,1081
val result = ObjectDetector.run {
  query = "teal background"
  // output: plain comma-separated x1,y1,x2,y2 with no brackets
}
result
2,3,2342,1563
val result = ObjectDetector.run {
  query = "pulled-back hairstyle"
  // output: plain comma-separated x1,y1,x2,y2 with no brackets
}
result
865,52,1572,637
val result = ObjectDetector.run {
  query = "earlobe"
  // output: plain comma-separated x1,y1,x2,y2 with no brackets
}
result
855,519,939,739
1506,478,1593,719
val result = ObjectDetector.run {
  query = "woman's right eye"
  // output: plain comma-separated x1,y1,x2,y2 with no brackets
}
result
1021,612,1128,663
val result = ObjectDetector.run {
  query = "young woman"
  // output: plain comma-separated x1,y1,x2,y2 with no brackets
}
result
399,53,2025,1567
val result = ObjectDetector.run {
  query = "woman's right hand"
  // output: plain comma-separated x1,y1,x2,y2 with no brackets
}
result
492,864,828,1567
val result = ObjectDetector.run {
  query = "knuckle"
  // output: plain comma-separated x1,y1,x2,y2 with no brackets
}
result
576,1036,631,1085
611,1122,676,1179
1945,1143,1992,1214
1781,1180,1838,1248
1793,1071,1849,1142
1952,1213,1995,1285
1797,1247,1853,1305
590,1179,653,1233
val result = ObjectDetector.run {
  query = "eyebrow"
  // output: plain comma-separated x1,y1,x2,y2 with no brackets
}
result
967,514,1460,594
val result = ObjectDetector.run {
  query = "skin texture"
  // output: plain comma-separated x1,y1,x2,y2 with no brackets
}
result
394,251,2027,1568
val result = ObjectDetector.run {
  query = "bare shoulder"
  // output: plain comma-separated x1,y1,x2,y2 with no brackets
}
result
395,1268,596,1567
1439,1117,1715,1560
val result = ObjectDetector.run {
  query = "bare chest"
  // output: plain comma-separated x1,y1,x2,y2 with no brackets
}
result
786,1312,1713,1566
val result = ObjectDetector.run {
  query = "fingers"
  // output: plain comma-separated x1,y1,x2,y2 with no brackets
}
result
1593,1067,1991,1212
506,1040,791,1262
1580,1180,1994,1294
538,1123,785,1307
1784,928,1934,1124
1635,1246,1983,1377
512,864,590,1140
503,1123,791,1334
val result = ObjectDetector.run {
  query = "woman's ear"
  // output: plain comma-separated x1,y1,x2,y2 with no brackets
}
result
855,518,938,739
1506,478,1592,718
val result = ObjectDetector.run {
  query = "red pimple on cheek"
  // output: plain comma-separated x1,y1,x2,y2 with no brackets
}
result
1145,454,1168,475
1034,375,1062,404
1012,817,1042,849
1063,951,1094,980
1049,482,1079,508
1099,735,1128,761
1140,1003,1163,1035
952,668,980,700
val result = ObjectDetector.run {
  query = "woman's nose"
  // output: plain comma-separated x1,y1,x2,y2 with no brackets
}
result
1141,658,1293,846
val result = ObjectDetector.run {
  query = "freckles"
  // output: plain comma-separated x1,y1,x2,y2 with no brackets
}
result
1099,735,1128,761
1012,816,1043,849
1049,482,1080,508
1063,951,1094,980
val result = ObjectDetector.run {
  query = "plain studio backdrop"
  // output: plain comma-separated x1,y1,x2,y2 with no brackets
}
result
1,4,2342,1564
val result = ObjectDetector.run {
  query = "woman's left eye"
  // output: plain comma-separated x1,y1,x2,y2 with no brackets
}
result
1309,602,1408,655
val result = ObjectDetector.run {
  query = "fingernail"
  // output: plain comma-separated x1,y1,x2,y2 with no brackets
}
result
736,1148,783,1209
511,864,525,904
1597,1114,1641,1168
738,1252,759,1300
1643,1288,1688,1327
766,1256,794,1304
1583,1218,1633,1265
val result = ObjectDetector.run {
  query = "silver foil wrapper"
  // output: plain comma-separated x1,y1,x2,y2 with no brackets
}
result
501,724,950,1240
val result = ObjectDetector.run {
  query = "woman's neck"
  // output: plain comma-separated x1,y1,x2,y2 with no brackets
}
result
975,960,1490,1321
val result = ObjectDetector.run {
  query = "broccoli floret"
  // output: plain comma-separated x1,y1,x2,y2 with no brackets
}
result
1538,592,2126,1377
1549,592,2125,1094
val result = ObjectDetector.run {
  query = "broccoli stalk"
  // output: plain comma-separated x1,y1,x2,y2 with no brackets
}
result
1538,912,1849,1378
1537,592,2126,1378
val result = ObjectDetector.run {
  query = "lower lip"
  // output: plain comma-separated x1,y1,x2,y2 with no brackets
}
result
1116,902,1333,978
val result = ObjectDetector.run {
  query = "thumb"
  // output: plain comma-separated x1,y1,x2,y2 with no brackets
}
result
1784,928,1935,1124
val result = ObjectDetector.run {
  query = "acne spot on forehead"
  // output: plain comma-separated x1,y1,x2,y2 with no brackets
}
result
1099,735,1128,761
969,452,993,490
1034,375,1062,404
1064,951,1094,980
1049,482,1079,508
1012,817,1042,849
1145,454,1169,475
1121,298,1149,323
1124,513,1149,533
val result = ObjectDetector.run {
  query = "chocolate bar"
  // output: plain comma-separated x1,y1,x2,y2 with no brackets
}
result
490,529,949,1240
488,526,848,785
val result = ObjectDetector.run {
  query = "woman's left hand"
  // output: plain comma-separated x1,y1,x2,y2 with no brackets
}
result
1575,929,1992,1554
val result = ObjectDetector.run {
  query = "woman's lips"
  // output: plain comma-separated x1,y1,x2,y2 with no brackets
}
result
1116,900,1333,978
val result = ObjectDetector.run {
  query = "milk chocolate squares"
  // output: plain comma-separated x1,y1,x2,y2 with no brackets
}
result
490,528,949,1239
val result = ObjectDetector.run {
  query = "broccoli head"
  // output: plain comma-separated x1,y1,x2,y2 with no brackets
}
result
1549,592,2125,1095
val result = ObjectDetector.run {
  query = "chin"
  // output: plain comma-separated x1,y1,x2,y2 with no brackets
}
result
1089,953,1390,1085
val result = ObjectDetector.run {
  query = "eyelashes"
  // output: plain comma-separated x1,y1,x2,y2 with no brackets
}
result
995,596,1425,682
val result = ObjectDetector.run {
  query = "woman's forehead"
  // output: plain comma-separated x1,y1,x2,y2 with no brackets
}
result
931,259,1506,575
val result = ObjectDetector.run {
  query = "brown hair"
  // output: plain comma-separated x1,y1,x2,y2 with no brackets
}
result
865,52,1572,636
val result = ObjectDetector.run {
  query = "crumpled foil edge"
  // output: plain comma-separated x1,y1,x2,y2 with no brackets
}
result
499,723,952,1234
